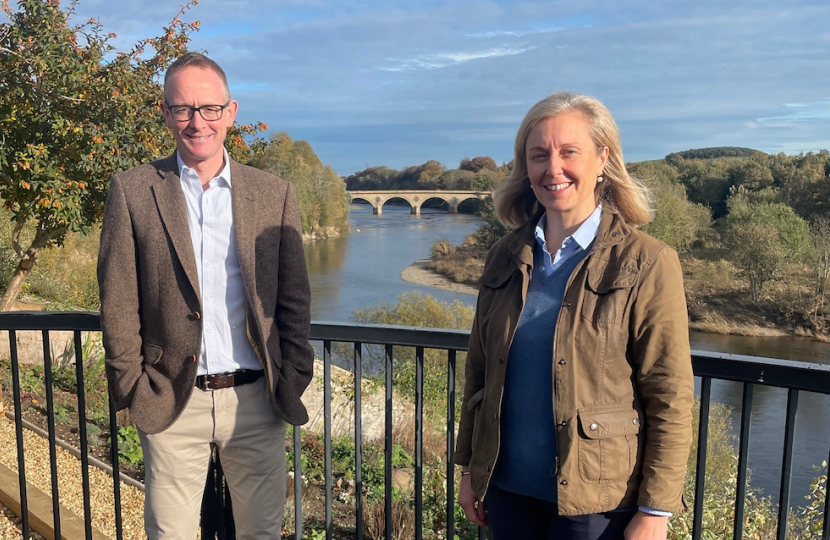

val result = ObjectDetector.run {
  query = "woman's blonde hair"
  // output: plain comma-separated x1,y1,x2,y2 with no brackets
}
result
495,92,653,228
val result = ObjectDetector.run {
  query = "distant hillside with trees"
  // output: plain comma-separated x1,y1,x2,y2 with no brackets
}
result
666,147,763,161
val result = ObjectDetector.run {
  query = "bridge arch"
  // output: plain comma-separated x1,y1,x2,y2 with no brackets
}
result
347,190,491,216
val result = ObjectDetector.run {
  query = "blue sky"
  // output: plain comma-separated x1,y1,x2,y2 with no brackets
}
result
21,0,830,174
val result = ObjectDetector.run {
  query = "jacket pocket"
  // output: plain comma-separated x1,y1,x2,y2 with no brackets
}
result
577,405,641,484
581,268,637,325
142,343,163,365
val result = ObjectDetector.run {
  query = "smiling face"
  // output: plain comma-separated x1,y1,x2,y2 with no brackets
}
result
526,111,609,230
163,66,237,179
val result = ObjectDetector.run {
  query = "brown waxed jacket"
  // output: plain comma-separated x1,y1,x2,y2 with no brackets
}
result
454,206,694,515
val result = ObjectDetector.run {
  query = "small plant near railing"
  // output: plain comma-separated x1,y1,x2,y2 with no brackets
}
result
115,425,144,469
302,529,327,540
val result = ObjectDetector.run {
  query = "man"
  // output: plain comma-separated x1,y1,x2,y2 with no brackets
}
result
97,52,313,539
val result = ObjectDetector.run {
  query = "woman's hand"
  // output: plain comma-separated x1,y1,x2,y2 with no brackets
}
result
458,473,488,526
624,511,668,540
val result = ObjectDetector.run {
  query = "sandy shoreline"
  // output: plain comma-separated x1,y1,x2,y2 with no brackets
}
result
400,259,478,296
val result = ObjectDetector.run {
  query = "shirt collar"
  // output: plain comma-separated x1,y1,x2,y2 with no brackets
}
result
534,204,603,252
176,148,232,188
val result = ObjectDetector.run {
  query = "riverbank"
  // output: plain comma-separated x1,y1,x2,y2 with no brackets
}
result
400,260,477,295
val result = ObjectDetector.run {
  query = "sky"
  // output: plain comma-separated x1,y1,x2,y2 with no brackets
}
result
14,0,830,175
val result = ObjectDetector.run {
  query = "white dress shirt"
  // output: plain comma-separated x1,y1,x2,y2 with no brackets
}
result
177,150,262,376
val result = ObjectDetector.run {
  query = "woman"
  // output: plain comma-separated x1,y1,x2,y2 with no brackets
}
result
455,92,693,540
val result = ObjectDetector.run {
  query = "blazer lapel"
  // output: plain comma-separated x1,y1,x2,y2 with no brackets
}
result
152,156,201,300
230,161,258,297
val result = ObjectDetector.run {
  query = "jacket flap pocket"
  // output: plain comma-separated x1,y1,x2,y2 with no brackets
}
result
466,388,486,411
586,268,637,294
142,343,163,365
578,406,640,439
478,264,515,289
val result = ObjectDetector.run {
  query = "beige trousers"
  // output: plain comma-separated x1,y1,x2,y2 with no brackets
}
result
138,379,286,540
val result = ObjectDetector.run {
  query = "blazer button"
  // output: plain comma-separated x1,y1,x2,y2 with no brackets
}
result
590,423,598,431
558,359,567,365
499,356,506,364
193,311,202,320
189,354,197,363
560,479,568,486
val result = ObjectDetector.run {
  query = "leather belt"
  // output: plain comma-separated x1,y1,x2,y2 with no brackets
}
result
195,369,264,391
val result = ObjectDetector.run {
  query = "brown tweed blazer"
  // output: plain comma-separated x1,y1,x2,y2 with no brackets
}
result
97,154,314,434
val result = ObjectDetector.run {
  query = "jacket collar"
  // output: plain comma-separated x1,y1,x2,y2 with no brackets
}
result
507,205,631,269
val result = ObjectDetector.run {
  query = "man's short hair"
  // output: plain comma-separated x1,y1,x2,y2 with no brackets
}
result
163,52,231,101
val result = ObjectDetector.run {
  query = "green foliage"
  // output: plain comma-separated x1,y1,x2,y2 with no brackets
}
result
252,133,349,234
471,196,508,249
0,0,266,309
115,425,143,467
636,169,711,252
668,399,825,539
351,292,473,423
728,188,812,262
725,220,784,303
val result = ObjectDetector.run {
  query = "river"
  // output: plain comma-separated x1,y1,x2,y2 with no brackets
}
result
305,202,830,506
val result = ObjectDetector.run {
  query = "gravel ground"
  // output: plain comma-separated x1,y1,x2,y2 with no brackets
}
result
0,416,145,539
0,504,45,540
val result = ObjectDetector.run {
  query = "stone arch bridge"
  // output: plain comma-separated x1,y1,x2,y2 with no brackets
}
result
348,190,492,215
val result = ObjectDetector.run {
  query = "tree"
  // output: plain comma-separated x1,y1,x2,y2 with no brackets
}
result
628,163,711,252
809,216,830,314
640,177,711,252
0,0,264,310
253,133,348,234
728,159,774,192
725,221,784,303
727,188,811,262
459,156,497,173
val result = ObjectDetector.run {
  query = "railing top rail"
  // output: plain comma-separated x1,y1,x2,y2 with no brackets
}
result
0,311,102,331
691,350,830,394
310,321,470,350
2,311,830,393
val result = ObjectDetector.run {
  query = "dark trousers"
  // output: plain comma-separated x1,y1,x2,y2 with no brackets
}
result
486,483,636,540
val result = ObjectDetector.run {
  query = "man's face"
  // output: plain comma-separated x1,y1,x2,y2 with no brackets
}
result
162,66,238,170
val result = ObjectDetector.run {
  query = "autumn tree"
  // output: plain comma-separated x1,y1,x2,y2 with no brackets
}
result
0,0,265,310
253,133,348,235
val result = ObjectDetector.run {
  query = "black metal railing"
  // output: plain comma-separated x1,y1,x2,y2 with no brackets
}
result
2,311,830,540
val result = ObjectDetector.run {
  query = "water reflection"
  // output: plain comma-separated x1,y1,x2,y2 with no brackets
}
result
305,203,479,322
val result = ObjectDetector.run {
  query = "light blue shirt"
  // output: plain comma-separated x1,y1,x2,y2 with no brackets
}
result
534,206,602,276
177,150,261,376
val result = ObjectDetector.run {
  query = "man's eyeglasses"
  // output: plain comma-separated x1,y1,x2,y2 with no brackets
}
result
164,102,231,122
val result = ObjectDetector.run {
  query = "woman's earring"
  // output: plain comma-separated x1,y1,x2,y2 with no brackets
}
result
597,173,604,183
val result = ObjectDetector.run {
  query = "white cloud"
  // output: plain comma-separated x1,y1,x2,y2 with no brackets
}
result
380,45,535,71
758,101,830,122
